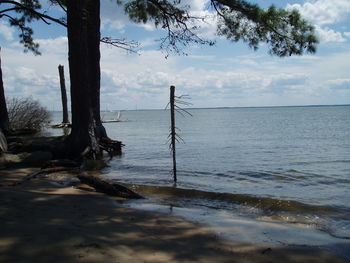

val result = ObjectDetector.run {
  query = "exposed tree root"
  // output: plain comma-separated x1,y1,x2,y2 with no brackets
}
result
99,137,124,157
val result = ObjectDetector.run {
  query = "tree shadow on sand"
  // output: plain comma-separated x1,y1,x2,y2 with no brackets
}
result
0,175,348,263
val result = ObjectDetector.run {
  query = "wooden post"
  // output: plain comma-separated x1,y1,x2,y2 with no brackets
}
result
0,47,10,134
58,65,69,124
170,85,177,183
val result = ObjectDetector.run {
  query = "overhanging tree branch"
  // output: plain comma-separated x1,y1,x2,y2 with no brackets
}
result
124,0,215,55
122,0,317,57
100,37,140,53
0,0,66,26
211,0,318,56
1,0,140,54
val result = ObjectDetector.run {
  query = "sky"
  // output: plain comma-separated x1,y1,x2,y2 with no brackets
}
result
0,0,349,110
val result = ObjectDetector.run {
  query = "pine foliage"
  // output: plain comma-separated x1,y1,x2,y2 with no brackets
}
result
122,0,318,56
0,0,66,55
1,0,318,56
212,0,318,56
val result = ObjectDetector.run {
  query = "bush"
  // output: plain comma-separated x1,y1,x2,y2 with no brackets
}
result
7,97,51,132
0,129,7,153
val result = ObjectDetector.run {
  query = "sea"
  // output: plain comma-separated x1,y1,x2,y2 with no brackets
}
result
49,105,350,254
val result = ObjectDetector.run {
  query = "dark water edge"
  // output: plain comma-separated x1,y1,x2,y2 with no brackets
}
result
106,179,350,237
109,182,350,260
101,178,350,261
49,106,350,252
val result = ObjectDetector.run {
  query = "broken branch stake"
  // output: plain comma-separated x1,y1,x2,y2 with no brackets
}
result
58,65,69,124
170,85,177,183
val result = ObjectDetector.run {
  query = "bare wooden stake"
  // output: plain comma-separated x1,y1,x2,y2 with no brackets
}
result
170,85,177,183
167,86,192,184
58,65,69,124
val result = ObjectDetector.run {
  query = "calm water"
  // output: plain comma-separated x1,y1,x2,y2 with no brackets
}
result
50,106,350,243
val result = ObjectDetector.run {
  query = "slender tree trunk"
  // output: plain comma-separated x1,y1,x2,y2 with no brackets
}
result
170,85,177,183
0,47,10,134
58,64,69,124
66,0,97,157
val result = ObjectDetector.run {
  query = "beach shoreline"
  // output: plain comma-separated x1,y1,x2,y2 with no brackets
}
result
0,167,348,263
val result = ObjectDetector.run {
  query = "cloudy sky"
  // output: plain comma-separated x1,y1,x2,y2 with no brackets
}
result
0,0,349,110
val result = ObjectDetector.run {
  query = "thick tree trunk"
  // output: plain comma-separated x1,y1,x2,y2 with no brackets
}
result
0,47,10,134
66,0,98,157
86,0,107,138
60,0,121,159
58,65,69,124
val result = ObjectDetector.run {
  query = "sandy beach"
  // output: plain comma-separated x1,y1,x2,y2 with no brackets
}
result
0,167,348,263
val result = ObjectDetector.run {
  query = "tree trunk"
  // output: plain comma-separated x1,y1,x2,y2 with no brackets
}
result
0,47,10,134
170,85,177,183
66,0,98,158
58,64,69,124
59,0,121,159
86,0,107,138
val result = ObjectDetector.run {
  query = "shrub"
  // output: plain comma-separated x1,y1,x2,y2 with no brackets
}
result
7,97,51,132
0,129,7,153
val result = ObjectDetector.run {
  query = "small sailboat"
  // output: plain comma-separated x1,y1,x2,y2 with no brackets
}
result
116,111,121,121
102,110,123,123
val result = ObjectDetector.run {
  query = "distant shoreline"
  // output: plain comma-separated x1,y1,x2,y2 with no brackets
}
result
49,104,350,112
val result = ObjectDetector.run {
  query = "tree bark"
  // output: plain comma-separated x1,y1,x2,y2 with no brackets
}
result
66,0,97,157
58,64,69,124
59,0,121,159
86,0,107,138
0,47,10,134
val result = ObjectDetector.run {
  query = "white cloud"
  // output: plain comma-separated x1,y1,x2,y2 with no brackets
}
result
100,1,131,31
187,55,215,60
0,21,14,41
182,0,208,11
2,14,350,111
1,36,70,111
239,59,259,67
4,41,350,109
100,0,218,41
315,26,347,43
100,1,157,32
3,65,61,109
287,0,350,26
286,0,350,43
326,79,350,90
36,37,69,55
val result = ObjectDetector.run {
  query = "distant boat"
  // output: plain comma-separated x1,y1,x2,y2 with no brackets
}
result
102,111,123,123
116,111,121,121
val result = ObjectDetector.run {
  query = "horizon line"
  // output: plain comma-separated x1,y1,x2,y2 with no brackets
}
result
50,104,350,112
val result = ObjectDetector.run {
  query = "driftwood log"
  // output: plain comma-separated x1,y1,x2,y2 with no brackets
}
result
51,123,72,128
102,120,122,123
77,174,143,199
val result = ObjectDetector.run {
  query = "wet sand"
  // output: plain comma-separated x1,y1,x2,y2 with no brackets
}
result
0,168,348,263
